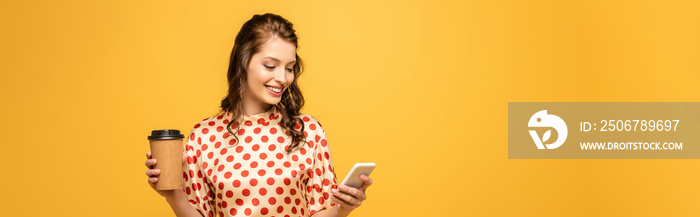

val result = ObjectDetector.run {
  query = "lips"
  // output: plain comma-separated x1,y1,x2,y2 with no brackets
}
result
265,85,283,96
265,85,282,93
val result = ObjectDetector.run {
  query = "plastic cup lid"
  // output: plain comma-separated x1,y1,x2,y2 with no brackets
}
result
148,129,185,140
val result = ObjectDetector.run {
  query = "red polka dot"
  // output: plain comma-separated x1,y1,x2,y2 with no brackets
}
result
224,172,232,179
258,169,266,176
299,164,306,170
229,208,237,215
269,197,277,205
315,168,322,176
277,136,285,143
245,121,253,126
208,121,215,126
235,199,244,206
283,161,291,167
292,206,297,214
226,155,234,162
295,198,301,205
309,124,316,130
194,123,201,129
250,178,258,186
324,152,330,160
222,201,228,208
306,158,313,164
242,189,250,196
245,136,252,143
229,138,236,145
252,198,259,206
303,117,310,122
267,161,275,167
277,206,284,213
218,182,224,190
283,178,291,185
270,128,277,134
260,153,268,159
257,118,265,124
217,126,224,132
245,208,252,215
276,153,284,159
241,170,249,177
268,144,276,151
250,161,258,168
225,190,233,198
323,179,330,186
236,146,244,153
276,187,284,195
207,152,214,160
202,128,209,134
275,169,283,175
252,144,260,151
243,153,251,160
261,208,269,215
261,136,269,143
284,197,291,204
232,180,241,188
292,155,298,162
291,170,297,178
217,165,225,172
223,119,230,124
300,148,306,155
233,163,241,169
215,141,222,148
220,148,227,155
259,188,267,195
290,188,296,195
321,139,327,146
237,129,246,136
294,122,301,130
254,127,261,134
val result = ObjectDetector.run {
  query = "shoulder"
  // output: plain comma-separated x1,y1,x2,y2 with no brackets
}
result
187,113,229,140
297,113,324,132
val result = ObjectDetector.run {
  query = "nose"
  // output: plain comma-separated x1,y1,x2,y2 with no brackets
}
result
273,68,287,86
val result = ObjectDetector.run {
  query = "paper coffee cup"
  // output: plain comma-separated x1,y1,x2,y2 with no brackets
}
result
148,129,185,190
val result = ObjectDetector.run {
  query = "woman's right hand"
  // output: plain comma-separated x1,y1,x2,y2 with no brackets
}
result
145,151,187,199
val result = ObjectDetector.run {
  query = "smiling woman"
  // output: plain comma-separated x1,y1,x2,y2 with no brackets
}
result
143,13,373,217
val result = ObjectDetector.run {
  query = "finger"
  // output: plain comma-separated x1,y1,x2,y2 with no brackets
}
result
337,184,364,200
148,177,159,184
146,151,152,159
145,159,157,168
330,195,355,209
332,188,362,206
359,175,373,190
145,169,161,177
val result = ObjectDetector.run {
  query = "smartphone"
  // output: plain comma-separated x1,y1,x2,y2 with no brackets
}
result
340,163,376,189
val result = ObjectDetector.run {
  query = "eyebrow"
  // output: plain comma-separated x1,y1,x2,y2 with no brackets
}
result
264,56,296,64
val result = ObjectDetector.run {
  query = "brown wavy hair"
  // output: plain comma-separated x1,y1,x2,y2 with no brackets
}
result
220,13,305,153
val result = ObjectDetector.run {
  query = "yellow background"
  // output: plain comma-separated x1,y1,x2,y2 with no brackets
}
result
1,0,699,216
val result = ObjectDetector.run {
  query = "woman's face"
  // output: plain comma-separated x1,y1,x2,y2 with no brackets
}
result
243,37,297,112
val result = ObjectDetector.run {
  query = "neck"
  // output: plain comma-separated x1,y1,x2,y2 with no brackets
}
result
241,93,273,115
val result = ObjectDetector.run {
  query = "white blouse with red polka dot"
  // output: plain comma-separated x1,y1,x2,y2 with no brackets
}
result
183,107,338,217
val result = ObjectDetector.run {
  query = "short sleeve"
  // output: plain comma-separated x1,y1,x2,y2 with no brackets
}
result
304,119,339,216
183,127,217,217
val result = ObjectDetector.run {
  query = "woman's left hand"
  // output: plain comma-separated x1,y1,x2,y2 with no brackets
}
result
331,174,373,215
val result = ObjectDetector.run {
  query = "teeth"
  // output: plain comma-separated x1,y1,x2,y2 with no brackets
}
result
266,86,282,93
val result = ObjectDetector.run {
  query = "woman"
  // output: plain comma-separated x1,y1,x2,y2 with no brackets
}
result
144,13,373,217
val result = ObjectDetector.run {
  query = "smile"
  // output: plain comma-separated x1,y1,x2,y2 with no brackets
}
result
265,85,283,95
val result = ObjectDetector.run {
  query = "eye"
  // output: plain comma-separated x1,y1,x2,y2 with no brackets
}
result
264,65,275,70
285,68,293,72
